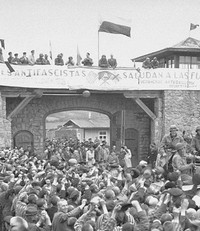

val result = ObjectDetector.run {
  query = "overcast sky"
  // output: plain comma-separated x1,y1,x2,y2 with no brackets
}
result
1,0,200,66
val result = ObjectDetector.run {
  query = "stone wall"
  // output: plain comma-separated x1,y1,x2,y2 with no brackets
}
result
163,90,200,137
0,93,11,147
7,93,151,162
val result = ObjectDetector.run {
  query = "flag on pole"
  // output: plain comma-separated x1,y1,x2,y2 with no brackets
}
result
190,23,199,31
76,46,82,66
0,39,5,49
99,16,131,37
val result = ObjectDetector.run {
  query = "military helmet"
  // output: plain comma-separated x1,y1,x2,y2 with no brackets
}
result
175,143,185,151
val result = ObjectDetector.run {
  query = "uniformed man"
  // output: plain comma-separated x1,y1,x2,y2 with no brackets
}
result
172,143,194,185
191,126,200,155
158,125,184,169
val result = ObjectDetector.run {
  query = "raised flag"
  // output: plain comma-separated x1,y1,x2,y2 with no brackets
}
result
76,46,82,66
0,39,5,49
190,23,199,31
99,16,131,37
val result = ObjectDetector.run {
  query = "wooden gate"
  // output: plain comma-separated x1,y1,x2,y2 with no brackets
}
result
13,130,34,151
125,128,139,167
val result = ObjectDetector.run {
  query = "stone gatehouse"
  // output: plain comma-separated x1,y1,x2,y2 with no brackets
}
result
1,87,200,165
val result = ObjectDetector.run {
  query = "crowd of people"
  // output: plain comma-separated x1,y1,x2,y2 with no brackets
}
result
1,125,200,231
142,57,159,69
0,49,118,69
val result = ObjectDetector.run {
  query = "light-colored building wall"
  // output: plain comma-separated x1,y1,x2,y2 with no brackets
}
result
84,128,110,145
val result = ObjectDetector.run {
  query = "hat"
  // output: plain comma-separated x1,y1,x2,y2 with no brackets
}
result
165,181,176,189
170,125,178,131
168,172,179,182
160,213,173,224
175,143,185,151
25,206,38,216
168,187,183,197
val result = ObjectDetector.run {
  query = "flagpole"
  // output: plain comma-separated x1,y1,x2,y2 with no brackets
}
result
98,31,100,64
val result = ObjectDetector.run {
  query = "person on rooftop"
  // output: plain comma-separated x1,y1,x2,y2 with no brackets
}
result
65,56,75,66
20,52,29,65
108,54,117,69
35,54,46,65
7,52,14,64
82,53,93,66
99,55,109,68
55,54,64,66
28,50,36,65
142,57,152,69
151,57,159,69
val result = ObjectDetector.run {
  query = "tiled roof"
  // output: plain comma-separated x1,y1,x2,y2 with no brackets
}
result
172,37,200,49
63,119,110,128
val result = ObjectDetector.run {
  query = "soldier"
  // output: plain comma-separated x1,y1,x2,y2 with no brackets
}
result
172,143,194,185
158,125,184,171
191,126,200,155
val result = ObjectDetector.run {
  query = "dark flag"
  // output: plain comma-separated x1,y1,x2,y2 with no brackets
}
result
5,61,15,73
190,23,199,31
0,39,5,49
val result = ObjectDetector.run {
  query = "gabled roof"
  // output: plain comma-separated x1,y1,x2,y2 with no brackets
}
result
63,119,110,129
132,37,200,62
172,37,200,49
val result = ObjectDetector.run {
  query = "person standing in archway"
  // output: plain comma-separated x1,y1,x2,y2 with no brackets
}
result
123,146,132,168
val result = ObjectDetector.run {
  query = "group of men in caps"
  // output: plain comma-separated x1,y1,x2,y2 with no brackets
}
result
1,127,200,231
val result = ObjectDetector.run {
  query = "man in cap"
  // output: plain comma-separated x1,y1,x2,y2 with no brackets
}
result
172,143,194,185
82,53,93,66
20,52,29,65
35,54,46,65
11,54,21,65
191,126,200,156
7,52,14,64
158,125,184,169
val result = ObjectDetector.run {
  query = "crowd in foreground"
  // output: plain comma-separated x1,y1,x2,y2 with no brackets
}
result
1,125,200,231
